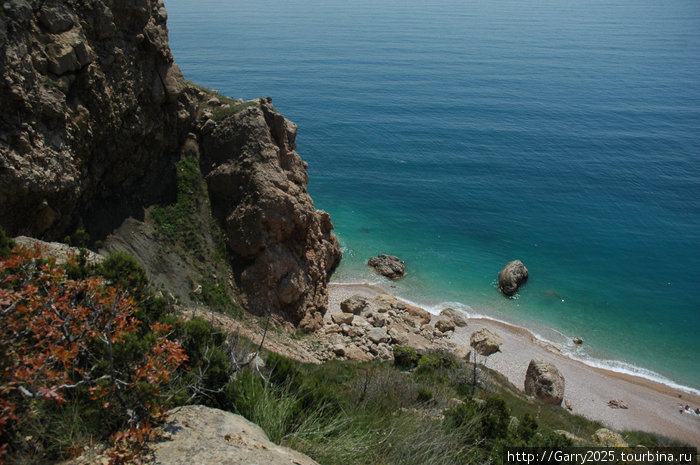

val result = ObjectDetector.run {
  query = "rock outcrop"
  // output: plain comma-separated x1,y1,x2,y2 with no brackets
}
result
524,359,565,405
498,260,529,296
0,0,340,330
201,99,340,330
470,328,503,355
154,405,320,465
591,428,628,447
435,318,456,333
368,254,405,279
0,0,186,239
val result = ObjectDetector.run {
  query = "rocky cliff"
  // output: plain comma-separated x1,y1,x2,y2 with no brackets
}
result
0,0,340,329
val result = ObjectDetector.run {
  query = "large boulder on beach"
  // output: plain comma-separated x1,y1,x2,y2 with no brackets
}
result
404,304,432,326
498,260,529,296
340,295,369,314
435,318,456,333
440,307,468,327
470,328,503,355
524,359,565,405
368,254,405,280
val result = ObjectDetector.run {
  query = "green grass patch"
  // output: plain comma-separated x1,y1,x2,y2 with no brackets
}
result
212,101,259,122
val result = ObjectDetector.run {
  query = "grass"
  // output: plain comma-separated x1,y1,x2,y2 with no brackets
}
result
212,101,259,122
149,157,242,316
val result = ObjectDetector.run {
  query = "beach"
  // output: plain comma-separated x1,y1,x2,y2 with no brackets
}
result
328,283,700,447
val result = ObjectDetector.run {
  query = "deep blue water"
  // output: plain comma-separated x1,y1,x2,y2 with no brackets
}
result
164,0,700,390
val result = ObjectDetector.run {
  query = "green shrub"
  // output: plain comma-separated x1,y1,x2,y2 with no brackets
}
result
393,345,420,369
98,250,148,292
417,387,433,403
212,101,258,122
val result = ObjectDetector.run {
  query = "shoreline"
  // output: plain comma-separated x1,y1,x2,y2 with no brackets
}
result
328,282,700,446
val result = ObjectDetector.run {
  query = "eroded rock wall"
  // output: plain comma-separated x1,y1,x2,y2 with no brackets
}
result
0,0,340,328
0,0,187,239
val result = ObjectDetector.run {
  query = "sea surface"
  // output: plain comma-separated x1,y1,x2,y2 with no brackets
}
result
164,0,700,391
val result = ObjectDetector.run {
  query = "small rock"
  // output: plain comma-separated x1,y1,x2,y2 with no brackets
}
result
498,260,529,296
331,312,353,325
332,344,345,356
367,327,390,344
469,328,503,355
340,295,369,314
192,284,202,295
524,359,565,405
368,254,405,280
564,399,572,410
454,346,471,362
572,337,583,345
440,307,468,327
435,318,456,333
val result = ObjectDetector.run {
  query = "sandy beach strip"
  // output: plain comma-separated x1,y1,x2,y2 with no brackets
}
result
328,283,700,446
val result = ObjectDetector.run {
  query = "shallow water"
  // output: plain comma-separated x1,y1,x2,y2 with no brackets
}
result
165,0,700,389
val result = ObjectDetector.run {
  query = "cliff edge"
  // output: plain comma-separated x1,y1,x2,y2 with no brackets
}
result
0,0,340,329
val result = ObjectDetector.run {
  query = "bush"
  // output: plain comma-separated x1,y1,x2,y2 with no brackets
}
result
0,246,188,464
98,251,148,293
417,387,433,403
393,346,420,369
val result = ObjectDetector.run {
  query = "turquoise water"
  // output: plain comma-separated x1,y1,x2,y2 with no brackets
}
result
165,0,700,390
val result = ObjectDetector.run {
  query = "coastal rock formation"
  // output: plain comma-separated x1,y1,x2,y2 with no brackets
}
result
0,0,340,330
0,0,186,239
524,359,565,405
470,328,503,355
440,307,468,327
498,260,529,296
368,254,405,279
317,293,456,362
201,99,341,330
153,405,320,465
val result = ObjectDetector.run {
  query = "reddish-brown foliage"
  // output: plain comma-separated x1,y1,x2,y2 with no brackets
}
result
0,246,188,464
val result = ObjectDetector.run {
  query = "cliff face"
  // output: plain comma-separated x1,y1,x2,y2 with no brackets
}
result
0,0,340,329
0,0,187,239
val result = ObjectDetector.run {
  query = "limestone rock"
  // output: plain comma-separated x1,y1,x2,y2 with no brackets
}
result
341,295,369,314
440,307,468,327
368,254,405,280
367,327,390,344
151,405,320,465
435,318,456,333
470,328,503,355
454,345,471,362
331,312,354,325
404,304,432,326
524,359,565,405
498,260,529,296
203,99,341,331
572,337,583,345
13,236,103,266
591,428,628,447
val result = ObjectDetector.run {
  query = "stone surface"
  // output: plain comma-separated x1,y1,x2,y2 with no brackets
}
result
498,260,529,296
435,318,456,333
13,236,104,266
367,327,390,344
440,307,468,327
524,359,565,405
331,312,354,325
470,328,503,356
367,254,405,279
404,304,432,326
151,405,320,465
591,428,628,447
341,295,369,314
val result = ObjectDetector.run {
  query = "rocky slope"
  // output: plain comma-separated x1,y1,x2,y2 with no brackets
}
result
0,0,340,328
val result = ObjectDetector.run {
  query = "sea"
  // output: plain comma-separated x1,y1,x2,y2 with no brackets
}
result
164,0,700,392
